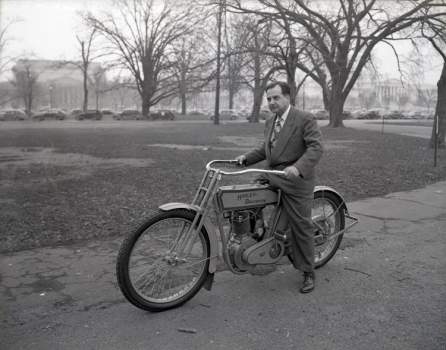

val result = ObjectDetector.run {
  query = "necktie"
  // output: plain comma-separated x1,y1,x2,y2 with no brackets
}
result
271,116,282,148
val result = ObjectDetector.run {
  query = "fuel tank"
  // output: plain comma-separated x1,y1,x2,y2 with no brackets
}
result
216,184,279,210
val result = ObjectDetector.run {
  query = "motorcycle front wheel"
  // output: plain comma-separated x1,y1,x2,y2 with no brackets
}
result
116,209,210,312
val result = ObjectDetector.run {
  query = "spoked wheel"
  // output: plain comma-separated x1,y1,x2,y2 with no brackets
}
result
312,190,345,268
116,209,210,312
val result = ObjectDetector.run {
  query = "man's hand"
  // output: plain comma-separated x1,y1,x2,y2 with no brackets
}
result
235,155,246,166
283,166,300,179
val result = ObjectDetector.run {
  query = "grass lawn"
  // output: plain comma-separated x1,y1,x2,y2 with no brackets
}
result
0,121,445,252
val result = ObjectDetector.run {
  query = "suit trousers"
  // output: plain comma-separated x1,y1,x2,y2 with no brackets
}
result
261,173,315,273
280,193,314,273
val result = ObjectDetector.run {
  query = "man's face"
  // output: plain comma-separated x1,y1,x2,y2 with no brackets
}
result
266,85,290,116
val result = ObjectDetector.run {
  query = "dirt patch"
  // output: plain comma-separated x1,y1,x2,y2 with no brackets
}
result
218,136,369,150
147,138,368,152
0,147,155,186
218,136,262,147
146,143,252,152
0,147,154,169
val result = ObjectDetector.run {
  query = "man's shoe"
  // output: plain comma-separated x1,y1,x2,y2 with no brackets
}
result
300,272,315,293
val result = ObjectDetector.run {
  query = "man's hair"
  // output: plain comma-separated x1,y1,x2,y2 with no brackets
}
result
266,81,291,96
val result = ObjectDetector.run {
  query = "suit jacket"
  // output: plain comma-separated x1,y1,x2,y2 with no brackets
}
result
243,106,323,197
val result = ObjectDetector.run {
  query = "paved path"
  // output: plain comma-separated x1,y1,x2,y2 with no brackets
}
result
321,119,433,139
1,182,445,350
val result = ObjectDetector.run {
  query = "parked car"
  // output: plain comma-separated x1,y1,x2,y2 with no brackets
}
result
246,109,272,121
342,110,353,119
384,110,405,119
101,109,117,119
356,110,381,120
188,109,206,116
69,109,82,119
0,109,26,121
151,109,175,120
210,109,241,121
259,109,273,120
312,110,329,120
32,109,66,121
115,109,144,120
76,110,102,120
406,111,428,120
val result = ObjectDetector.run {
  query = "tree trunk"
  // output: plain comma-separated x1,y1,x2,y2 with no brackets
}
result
141,100,150,118
141,88,151,118
430,61,446,148
250,52,262,123
180,70,187,115
181,92,187,115
322,87,330,112
251,87,263,123
326,78,346,127
24,90,32,116
328,95,345,127
83,68,88,112
229,85,235,110
287,69,297,106
141,80,152,118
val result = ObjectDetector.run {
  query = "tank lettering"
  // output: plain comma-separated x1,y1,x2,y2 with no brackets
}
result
237,192,256,200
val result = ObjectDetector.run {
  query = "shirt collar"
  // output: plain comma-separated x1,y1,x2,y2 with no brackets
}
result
277,105,291,125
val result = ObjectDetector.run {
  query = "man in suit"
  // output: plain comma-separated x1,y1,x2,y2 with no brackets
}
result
236,81,323,293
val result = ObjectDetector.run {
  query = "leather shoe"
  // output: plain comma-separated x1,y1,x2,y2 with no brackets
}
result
300,272,315,293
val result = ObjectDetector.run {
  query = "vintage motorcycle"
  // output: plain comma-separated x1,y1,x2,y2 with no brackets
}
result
116,160,358,312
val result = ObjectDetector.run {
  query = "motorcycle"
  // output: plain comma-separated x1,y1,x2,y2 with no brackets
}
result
116,160,358,312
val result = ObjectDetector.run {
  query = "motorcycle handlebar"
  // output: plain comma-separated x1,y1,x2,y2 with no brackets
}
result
206,160,286,176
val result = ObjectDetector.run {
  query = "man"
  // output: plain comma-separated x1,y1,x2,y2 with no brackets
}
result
236,81,323,293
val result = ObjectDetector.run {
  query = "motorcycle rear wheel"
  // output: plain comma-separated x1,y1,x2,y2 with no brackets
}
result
116,209,210,312
312,190,345,268
287,190,345,268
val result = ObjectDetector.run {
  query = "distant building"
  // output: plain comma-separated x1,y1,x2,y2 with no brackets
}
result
9,59,106,111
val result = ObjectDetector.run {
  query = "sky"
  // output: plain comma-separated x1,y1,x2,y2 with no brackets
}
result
0,0,443,85
0,0,110,63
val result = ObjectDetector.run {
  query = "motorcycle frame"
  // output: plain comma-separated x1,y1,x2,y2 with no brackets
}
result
159,160,357,276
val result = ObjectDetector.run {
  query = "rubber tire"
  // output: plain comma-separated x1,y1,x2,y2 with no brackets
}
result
287,190,345,269
116,209,210,312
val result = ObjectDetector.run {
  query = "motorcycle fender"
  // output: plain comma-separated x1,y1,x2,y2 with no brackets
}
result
314,186,349,213
159,202,219,274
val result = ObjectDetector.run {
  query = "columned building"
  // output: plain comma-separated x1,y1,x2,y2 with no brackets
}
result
10,59,105,111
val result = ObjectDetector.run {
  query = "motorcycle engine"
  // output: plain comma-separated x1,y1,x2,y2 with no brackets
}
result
227,209,261,271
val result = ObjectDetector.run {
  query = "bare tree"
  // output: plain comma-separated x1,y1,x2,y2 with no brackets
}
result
89,66,107,110
85,0,201,117
106,75,136,111
10,60,40,115
171,33,216,115
242,18,278,122
421,17,446,148
226,0,446,127
222,16,252,110
264,6,317,106
0,20,16,77
0,20,17,106
76,28,98,112
55,27,105,112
